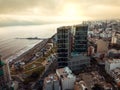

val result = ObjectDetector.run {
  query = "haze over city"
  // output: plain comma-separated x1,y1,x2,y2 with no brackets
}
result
0,0,120,26
0,0,120,90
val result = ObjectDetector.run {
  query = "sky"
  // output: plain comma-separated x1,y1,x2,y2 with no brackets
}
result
0,0,120,26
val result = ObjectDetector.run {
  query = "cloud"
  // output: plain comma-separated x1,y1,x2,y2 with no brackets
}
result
0,0,119,24
82,5,120,19
0,0,59,15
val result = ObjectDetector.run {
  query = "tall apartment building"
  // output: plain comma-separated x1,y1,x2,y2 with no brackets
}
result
74,25,88,53
0,55,7,90
0,55,17,90
57,26,72,68
57,24,89,70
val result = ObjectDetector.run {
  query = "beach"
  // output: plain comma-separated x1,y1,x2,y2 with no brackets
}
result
7,39,49,65
0,23,74,63
0,24,59,61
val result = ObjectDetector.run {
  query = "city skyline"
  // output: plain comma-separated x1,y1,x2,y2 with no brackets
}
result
0,0,120,26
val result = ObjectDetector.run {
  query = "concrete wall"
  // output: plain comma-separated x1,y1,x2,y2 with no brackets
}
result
105,59,120,74
68,55,90,71
61,77,76,90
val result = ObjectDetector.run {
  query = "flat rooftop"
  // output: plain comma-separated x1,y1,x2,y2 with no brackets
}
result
57,26,71,30
44,74,59,85
107,58,120,63
74,24,88,27
74,81,87,90
76,71,112,90
108,49,120,54
56,67,75,80
111,67,120,84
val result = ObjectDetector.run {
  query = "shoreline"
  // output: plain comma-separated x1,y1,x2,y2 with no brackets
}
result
6,39,48,64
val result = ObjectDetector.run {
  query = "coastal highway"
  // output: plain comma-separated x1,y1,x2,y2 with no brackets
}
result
32,54,57,90
9,39,49,65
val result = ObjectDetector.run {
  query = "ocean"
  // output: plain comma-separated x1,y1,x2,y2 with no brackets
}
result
0,22,81,61
0,24,61,61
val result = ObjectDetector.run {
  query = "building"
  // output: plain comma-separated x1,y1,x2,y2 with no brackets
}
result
96,39,109,53
111,36,117,44
74,25,88,53
88,46,95,56
57,24,89,69
43,74,61,90
100,31,112,38
108,49,120,58
111,68,120,86
68,54,90,71
74,81,88,90
0,55,8,90
76,71,113,90
56,67,76,90
10,81,19,90
0,55,16,90
105,58,120,74
116,33,120,45
111,32,120,45
57,26,72,68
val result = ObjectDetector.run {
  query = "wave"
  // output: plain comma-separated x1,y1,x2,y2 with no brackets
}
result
5,41,41,62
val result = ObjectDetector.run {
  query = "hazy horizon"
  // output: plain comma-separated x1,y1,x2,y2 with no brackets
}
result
0,0,120,26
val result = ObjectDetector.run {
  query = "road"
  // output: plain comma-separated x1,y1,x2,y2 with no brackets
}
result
32,56,57,90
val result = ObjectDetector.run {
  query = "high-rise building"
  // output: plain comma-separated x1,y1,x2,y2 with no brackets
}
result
96,39,109,53
74,25,88,53
57,26,72,68
0,55,7,90
0,55,16,90
57,24,89,70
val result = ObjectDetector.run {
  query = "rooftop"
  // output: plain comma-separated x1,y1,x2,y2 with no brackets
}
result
57,24,88,30
76,71,112,90
116,33,120,37
111,67,120,84
56,67,75,79
74,81,88,90
107,58,120,63
57,26,71,30
74,24,88,27
44,74,59,85
108,49,120,54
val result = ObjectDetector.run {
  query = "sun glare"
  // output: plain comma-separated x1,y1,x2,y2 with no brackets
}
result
63,3,78,17
33,8,39,14
58,3,83,21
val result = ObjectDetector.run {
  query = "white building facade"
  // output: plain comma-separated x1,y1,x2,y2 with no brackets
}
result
105,59,120,74
56,67,76,90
